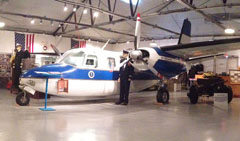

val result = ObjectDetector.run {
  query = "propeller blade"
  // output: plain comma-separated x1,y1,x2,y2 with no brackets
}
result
134,13,141,50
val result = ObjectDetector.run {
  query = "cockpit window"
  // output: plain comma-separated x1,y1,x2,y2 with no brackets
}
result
85,55,97,68
59,51,85,67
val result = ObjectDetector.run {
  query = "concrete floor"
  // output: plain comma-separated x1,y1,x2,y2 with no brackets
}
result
0,89,240,141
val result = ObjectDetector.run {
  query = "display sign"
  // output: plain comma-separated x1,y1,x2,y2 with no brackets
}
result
57,79,68,94
229,70,240,84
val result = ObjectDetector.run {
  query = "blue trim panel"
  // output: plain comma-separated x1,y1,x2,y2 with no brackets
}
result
153,60,186,78
21,64,158,80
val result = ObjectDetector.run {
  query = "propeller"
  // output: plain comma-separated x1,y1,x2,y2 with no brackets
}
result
134,13,141,50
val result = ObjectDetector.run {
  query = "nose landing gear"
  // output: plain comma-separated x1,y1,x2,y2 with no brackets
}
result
16,90,30,106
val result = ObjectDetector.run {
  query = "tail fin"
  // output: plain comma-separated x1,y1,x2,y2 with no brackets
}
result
178,19,191,44
134,13,141,50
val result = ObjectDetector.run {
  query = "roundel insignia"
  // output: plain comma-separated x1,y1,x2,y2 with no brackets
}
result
88,71,95,79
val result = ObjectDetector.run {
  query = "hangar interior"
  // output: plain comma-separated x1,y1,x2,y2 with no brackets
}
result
0,0,240,141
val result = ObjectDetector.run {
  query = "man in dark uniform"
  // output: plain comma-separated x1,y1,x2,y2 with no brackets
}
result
115,50,134,105
10,44,30,92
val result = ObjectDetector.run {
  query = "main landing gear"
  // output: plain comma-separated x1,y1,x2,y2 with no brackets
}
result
156,81,169,104
156,87,169,104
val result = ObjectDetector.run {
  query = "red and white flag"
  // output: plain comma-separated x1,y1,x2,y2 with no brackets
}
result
79,40,86,48
26,34,35,53
71,39,86,48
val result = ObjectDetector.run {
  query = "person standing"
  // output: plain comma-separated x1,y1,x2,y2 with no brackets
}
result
10,44,30,92
115,50,134,105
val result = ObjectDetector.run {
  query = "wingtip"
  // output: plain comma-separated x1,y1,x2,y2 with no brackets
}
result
137,13,140,18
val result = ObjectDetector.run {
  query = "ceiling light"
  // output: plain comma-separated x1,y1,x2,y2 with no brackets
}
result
225,28,235,34
0,22,5,28
73,6,77,12
126,41,130,44
64,3,68,12
31,19,35,24
121,0,140,5
93,12,99,18
83,9,88,14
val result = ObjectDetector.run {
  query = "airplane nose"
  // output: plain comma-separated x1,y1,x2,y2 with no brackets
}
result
21,64,74,78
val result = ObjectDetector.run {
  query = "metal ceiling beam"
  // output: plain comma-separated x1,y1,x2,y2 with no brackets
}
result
143,3,240,18
175,0,226,30
55,0,179,35
107,0,112,22
63,0,176,35
142,3,240,19
53,6,80,35
156,0,175,13
0,11,136,37
53,0,87,35
89,0,94,25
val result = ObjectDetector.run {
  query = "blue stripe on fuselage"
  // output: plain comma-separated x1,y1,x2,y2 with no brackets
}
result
21,64,158,80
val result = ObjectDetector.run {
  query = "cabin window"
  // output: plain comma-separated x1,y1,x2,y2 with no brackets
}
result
108,57,115,69
85,55,97,68
59,51,85,67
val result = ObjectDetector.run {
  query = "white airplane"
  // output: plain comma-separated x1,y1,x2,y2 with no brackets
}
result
16,13,240,106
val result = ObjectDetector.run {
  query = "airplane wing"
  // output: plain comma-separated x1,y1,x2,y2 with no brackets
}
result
161,38,240,60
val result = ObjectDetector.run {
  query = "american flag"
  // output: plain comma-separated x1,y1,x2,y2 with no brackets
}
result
15,32,35,53
71,39,86,48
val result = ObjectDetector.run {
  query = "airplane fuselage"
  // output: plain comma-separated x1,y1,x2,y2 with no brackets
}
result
20,47,186,97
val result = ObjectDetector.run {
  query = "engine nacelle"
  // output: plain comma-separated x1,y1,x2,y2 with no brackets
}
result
129,50,142,60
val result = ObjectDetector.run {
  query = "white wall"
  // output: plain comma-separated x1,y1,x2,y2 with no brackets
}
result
0,31,15,53
0,30,113,54
34,34,70,53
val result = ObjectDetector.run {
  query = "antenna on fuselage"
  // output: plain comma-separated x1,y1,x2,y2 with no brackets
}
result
134,13,141,50
101,39,110,50
50,36,62,56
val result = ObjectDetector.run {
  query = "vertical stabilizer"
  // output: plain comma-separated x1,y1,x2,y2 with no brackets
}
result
178,19,191,44
134,13,141,50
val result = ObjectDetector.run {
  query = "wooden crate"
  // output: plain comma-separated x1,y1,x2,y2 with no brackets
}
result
221,76,240,98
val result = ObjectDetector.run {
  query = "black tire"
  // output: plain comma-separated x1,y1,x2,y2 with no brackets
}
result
16,91,30,106
156,88,169,104
227,86,233,103
188,85,199,104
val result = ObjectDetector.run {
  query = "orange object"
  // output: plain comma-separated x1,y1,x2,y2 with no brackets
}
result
221,76,240,98
195,74,204,80
57,79,68,93
6,80,12,89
